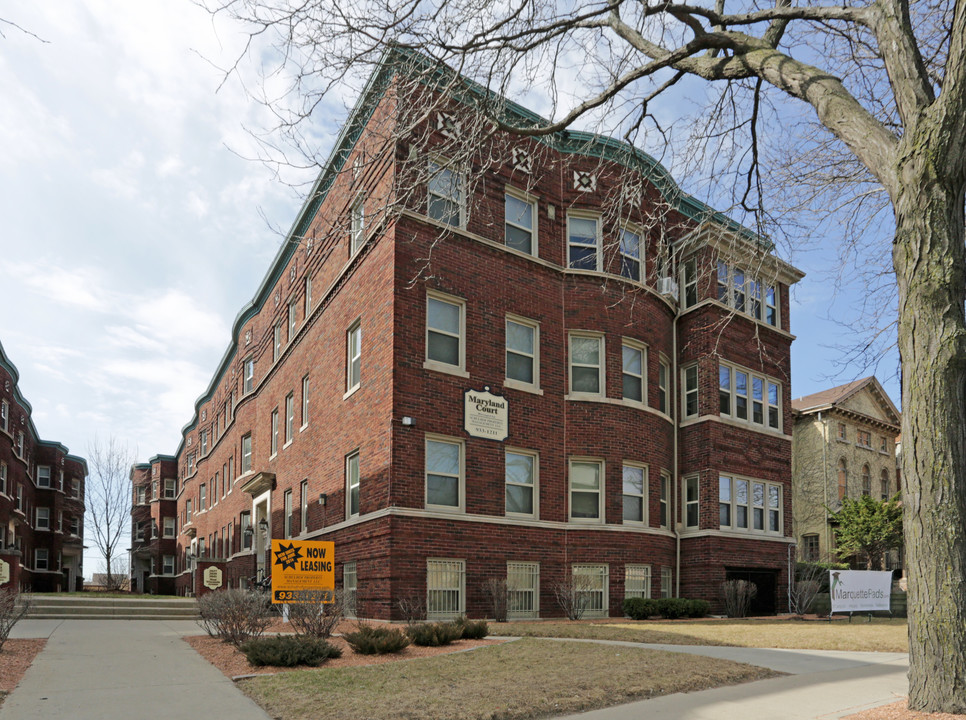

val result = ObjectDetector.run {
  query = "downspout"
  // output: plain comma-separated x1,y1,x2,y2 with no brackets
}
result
673,295,681,597
820,411,830,561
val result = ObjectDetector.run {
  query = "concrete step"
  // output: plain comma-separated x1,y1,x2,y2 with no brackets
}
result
26,595,199,620
28,613,201,621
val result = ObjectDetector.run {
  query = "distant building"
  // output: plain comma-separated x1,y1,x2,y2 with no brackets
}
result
129,456,179,594
0,339,87,592
791,377,901,567
135,52,804,616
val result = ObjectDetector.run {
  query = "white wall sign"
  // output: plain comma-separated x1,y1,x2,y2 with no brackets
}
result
464,388,508,441
203,566,223,590
0,559,9,585
829,570,892,612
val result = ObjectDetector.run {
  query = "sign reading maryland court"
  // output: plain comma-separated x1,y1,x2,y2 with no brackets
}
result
464,388,508,441
270,539,335,604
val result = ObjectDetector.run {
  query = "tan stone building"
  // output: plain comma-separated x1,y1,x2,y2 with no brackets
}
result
791,378,901,565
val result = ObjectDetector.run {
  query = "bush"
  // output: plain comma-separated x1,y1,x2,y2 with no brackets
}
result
343,623,411,655
197,588,271,647
455,615,489,639
240,635,342,667
482,578,508,622
0,588,31,653
622,597,659,620
286,590,345,639
684,599,710,618
397,596,426,625
721,580,758,618
406,621,464,646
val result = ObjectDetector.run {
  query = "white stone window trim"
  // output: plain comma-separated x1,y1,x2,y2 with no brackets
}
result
424,434,465,514
423,290,469,377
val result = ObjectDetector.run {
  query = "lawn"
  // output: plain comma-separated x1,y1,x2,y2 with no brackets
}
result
240,638,778,720
490,618,909,653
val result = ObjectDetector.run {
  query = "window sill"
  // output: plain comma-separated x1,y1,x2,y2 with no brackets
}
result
343,385,360,400
425,503,465,514
504,379,543,395
283,441,293,450
564,393,607,403
423,361,470,378
300,424,308,433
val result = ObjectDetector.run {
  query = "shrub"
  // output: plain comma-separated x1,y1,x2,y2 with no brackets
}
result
685,599,710,618
0,588,31,653
240,635,342,667
455,615,489,639
343,623,411,655
622,597,659,620
552,575,597,620
286,590,345,639
482,578,508,622
721,580,758,618
197,588,271,647
406,621,464,646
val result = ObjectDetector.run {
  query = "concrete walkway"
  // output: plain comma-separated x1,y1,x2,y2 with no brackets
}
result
549,639,909,719
1,620,269,720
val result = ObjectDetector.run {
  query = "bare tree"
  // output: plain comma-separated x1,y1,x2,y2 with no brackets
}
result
86,437,134,594
207,0,966,710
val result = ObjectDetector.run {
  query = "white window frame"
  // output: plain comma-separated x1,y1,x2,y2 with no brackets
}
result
504,448,537,518
164,478,176,499
566,212,601,271
660,471,671,529
427,159,465,228
240,511,252,550
0,462,6,496
37,465,51,488
270,408,279,457
243,358,254,394
661,567,673,599
347,321,362,394
715,260,780,327
304,276,313,317
346,451,360,519
504,188,537,256
300,479,309,532
569,458,604,523
505,315,540,391
0,400,7,433
301,375,310,429
718,362,782,431
35,548,49,571
425,291,466,374
568,332,605,398
284,489,293,539
36,507,50,531
658,359,669,415
572,564,609,618
718,474,783,535
681,257,698,308
288,301,297,341
621,339,646,405
241,434,252,474
619,226,643,282
625,564,651,599
507,561,540,619
350,193,366,254
285,393,295,446
163,555,175,575
343,561,358,619
427,558,465,621
425,435,464,513
273,324,282,361
621,462,648,525
163,516,176,538
684,475,700,529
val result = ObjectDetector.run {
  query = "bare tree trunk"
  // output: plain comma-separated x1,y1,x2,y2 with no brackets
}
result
894,145,966,712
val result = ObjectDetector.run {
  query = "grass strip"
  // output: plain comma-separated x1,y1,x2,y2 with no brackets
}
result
241,638,777,720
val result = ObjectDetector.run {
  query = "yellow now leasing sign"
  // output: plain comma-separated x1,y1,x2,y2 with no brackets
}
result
270,540,336,604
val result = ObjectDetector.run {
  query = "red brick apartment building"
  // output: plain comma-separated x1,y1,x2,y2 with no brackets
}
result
137,53,803,617
0,340,87,593
129,455,179,594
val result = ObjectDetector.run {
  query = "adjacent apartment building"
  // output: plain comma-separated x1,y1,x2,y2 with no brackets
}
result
0,339,87,593
135,52,804,617
791,377,901,566
129,455,179,594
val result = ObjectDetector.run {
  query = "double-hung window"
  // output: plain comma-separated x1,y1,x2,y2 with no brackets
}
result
163,555,175,575
505,191,535,254
719,475,782,534
569,459,603,521
658,360,669,414
0,462,7,495
301,375,310,428
163,517,175,538
285,393,295,445
270,409,279,456
35,549,49,571
346,452,360,518
347,322,362,392
426,293,465,371
567,215,600,270
199,484,206,511
569,334,604,396
505,316,538,388
660,471,670,528
425,437,463,511
240,511,252,550
304,276,313,316
343,561,358,618
621,341,645,404
37,466,51,488
273,324,282,361
243,359,254,393
427,558,465,620
300,479,309,531
36,507,50,531
284,490,293,538
350,194,366,253
164,478,176,499
288,301,297,341
428,160,463,227
716,261,780,327
505,449,536,516
682,257,698,307
684,475,700,528
622,463,647,524
0,400,7,432
719,362,781,430
241,434,252,474
619,228,642,281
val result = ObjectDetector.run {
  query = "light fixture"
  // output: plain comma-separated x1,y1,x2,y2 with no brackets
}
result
319,493,327,506
402,416,415,426
243,526,254,540
258,518,269,532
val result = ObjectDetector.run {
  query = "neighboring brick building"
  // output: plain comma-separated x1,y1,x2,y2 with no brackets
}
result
129,455,179,594
791,377,901,567
137,54,803,616
0,339,87,593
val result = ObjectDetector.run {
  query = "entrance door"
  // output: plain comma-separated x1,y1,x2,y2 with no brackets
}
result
725,568,778,615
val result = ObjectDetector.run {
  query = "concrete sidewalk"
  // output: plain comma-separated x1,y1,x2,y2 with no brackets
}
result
0,620,269,720
550,639,908,719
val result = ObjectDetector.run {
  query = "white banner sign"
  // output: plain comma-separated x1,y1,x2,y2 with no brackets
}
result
464,388,508,441
829,570,892,612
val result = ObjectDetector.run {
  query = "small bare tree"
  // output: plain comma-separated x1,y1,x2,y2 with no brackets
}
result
287,590,346,638
553,575,597,621
788,563,824,616
721,580,758,619
86,436,134,593
397,596,426,625
0,588,31,653
482,578,508,622
100,557,130,592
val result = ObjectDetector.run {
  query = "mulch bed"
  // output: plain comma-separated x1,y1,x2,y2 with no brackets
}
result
0,639,47,706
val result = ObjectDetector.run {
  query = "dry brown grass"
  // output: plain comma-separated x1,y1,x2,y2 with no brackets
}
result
491,618,908,653
240,638,778,720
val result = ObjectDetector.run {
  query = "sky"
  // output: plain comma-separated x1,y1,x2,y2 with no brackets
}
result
0,2,900,575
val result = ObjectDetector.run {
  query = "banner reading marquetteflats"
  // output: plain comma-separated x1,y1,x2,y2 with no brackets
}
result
829,570,892,612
